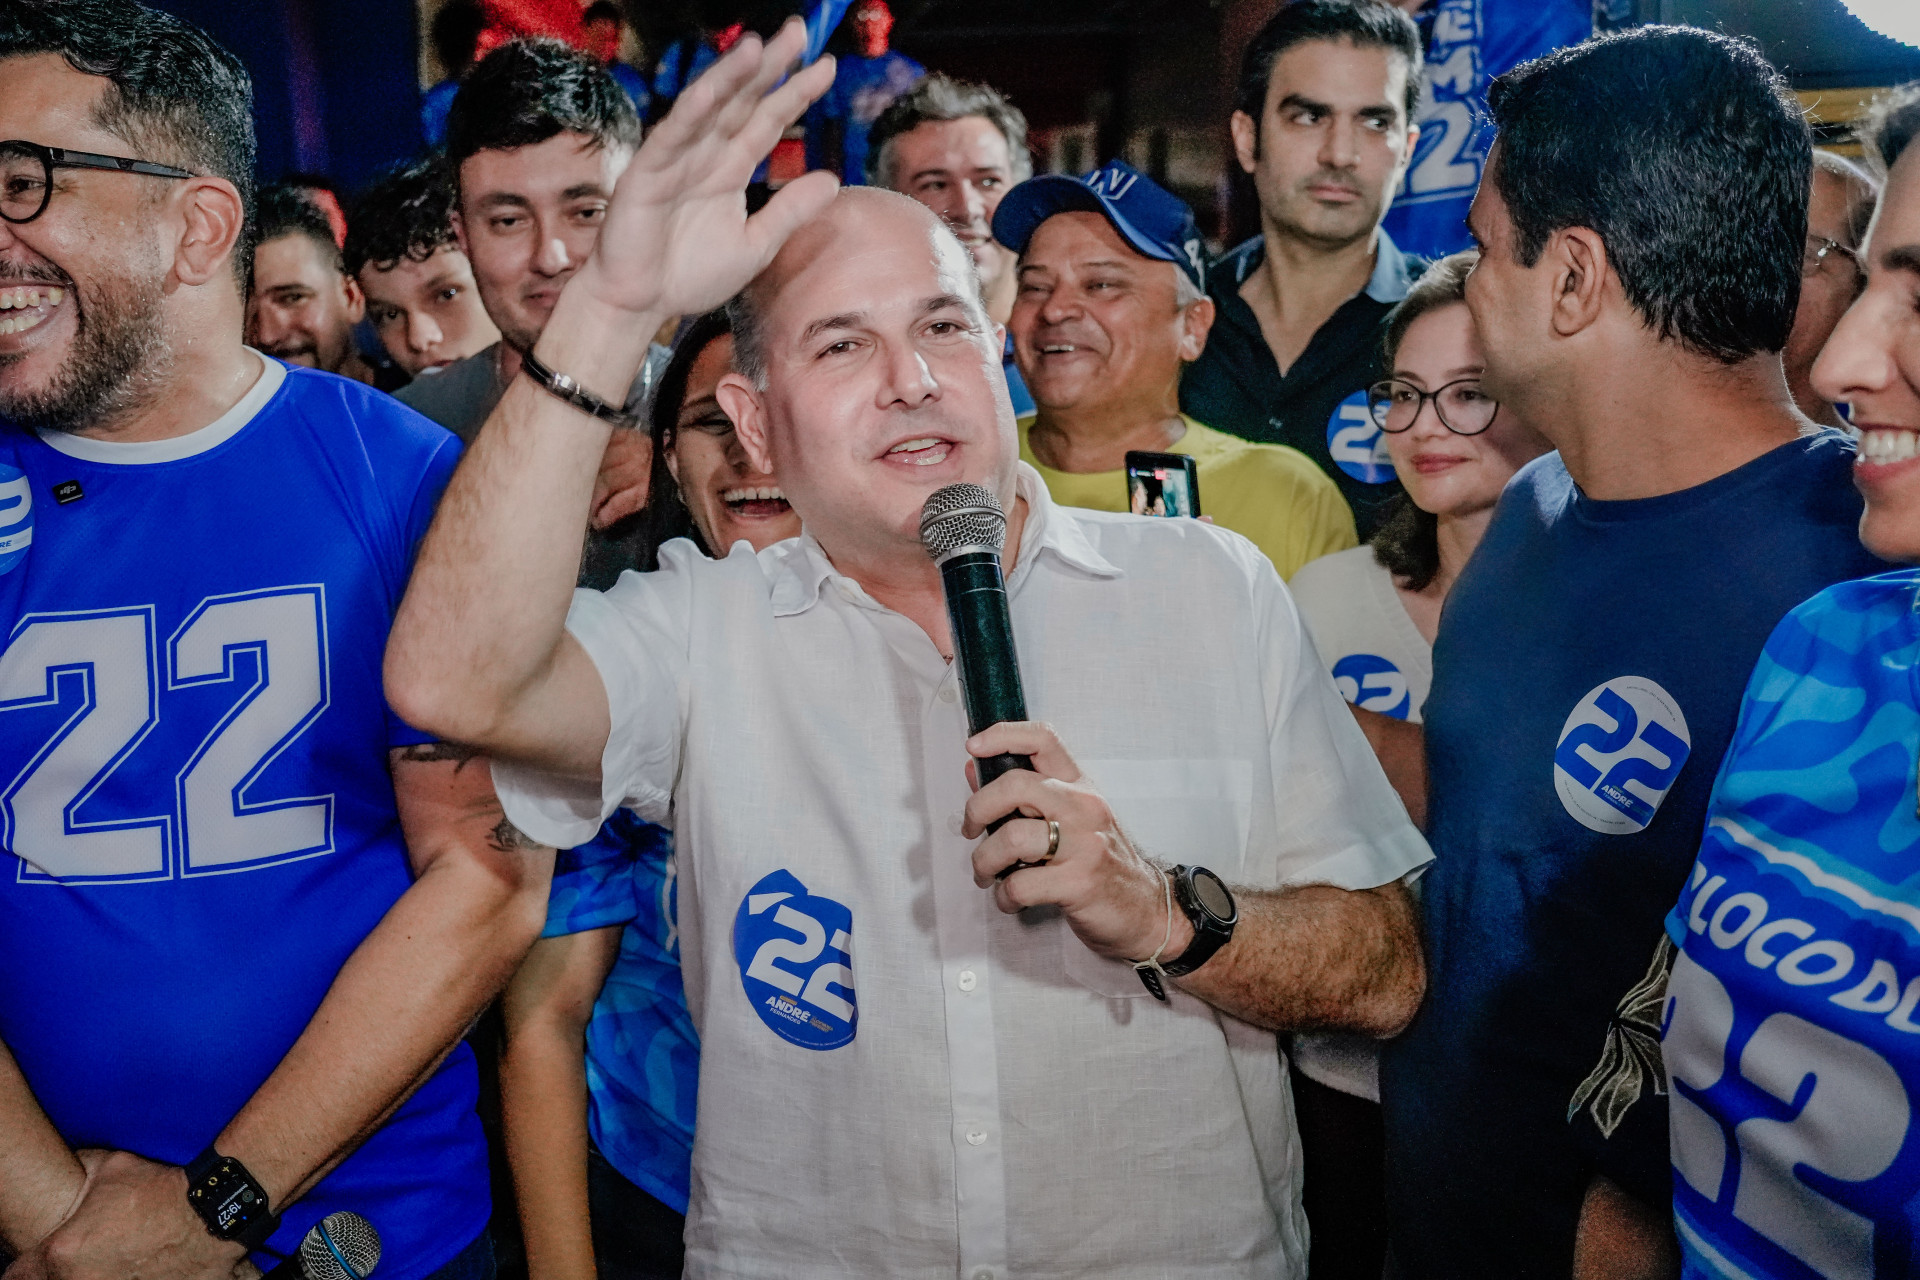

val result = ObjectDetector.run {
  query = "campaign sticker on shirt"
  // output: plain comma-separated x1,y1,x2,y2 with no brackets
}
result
0,463,32,576
1332,653,1411,720
1326,389,1396,484
1553,676,1692,835
733,869,857,1051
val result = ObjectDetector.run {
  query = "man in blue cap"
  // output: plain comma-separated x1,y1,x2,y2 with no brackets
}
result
993,159,1355,578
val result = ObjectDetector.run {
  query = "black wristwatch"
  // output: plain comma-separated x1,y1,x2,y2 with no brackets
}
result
1136,865,1238,999
185,1146,280,1250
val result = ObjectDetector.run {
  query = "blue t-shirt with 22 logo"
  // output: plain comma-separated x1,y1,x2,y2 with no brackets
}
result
1666,571,1920,1279
1380,434,1886,1277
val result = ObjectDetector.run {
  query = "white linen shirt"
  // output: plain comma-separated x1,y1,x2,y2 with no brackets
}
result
496,464,1431,1280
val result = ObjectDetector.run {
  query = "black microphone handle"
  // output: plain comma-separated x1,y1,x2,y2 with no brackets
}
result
939,552,1032,831
262,1256,303,1280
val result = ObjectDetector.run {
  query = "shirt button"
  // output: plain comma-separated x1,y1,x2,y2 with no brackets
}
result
966,1126,988,1146
938,685,957,704
957,969,977,992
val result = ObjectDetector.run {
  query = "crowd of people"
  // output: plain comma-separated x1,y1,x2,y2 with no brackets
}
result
1,1,1919,1279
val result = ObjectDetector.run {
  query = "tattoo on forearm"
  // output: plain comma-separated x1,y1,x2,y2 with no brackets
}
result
489,817,548,853
396,741,483,770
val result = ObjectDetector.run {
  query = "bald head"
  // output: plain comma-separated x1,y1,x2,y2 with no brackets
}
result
729,186,982,387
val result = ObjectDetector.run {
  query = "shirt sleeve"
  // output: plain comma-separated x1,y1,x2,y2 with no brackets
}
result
1255,553,1432,890
542,810,673,938
493,544,700,850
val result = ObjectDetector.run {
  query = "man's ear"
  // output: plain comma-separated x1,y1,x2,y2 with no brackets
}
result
173,176,246,288
340,269,366,324
450,203,470,259
1229,109,1259,177
1547,226,1610,340
1178,295,1216,363
715,373,774,474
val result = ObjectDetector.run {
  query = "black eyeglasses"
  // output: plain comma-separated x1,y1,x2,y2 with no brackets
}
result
671,408,736,439
0,140,195,225
1366,377,1500,436
1803,235,1861,280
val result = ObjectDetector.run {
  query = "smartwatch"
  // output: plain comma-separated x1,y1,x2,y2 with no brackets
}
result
1161,864,1238,978
185,1147,280,1250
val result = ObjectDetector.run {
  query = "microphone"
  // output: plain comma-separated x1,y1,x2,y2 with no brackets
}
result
920,483,1032,832
261,1212,381,1280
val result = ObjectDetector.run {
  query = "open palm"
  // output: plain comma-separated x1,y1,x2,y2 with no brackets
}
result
575,18,841,323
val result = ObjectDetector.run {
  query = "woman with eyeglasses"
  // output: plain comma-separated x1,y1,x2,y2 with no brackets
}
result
1282,251,1550,1280
497,311,802,1280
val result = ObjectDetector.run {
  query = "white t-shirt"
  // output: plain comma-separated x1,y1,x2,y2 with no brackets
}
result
496,465,1432,1279
1284,543,1434,1102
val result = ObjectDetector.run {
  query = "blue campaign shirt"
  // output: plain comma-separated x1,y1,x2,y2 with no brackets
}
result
421,78,458,149
1382,0,1591,260
1379,433,1886,1277
804,49,923,183
543,808,698,1214
1666,572,1920,1279
0,358,488,1278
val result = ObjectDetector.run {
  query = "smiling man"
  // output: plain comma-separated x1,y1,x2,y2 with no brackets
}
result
402,36,664,589
246,183,378,384
996,159,1355,578
386,20,1432,1278
345,156,501,381
0,5,555,1279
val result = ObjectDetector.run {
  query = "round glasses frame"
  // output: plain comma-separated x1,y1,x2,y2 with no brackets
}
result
0,140,195,225
1366,377,1500,436
1802,235,1861,281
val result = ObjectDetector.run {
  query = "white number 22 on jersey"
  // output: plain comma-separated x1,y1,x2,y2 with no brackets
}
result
0,587,333,884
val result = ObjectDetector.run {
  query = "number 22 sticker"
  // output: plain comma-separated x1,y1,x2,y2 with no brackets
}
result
734,869,858,1051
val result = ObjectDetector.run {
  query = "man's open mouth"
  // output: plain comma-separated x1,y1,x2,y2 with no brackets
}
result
0,285,66,337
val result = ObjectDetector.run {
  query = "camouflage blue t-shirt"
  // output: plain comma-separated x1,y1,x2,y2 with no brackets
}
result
1666,570,1920,1278
543,808,697,1213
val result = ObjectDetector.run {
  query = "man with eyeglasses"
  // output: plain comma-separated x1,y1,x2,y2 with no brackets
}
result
1376,29,1890,1278
996,160,1357,580
0,6,554,1279
1784,150,1879,429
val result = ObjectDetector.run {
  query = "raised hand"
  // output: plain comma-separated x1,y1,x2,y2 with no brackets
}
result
569,17,841,325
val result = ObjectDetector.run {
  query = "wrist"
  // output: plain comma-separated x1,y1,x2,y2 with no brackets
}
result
185,1144,280,1250
531,281,663,412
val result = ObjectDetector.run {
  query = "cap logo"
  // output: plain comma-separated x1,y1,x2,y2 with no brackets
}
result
1184,238,1202,274
1083,168,1139,200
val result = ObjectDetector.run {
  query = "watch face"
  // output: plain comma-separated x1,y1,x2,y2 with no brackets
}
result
1191,869,1234,921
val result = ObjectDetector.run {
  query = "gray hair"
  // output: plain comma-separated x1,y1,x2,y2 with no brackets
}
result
865,73,1034,189
1864,81,1920,176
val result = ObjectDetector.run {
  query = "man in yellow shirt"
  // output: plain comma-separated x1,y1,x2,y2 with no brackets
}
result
992,159,1355,578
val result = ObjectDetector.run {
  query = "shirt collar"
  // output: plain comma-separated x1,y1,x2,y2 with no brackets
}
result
1362,227,1417,304
1217,228,1416,306
767,462,1121,619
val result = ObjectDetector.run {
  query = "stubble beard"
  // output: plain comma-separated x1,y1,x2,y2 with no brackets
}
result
0,264,171,435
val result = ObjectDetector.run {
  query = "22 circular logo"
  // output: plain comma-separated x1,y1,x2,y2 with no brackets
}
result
1325,389,1396,485
733,869,858,1051
0,462,33,577
1332,652,1411,720
1553,676,1692,835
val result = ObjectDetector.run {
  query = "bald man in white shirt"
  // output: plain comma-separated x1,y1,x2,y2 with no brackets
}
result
387,22,1430,1278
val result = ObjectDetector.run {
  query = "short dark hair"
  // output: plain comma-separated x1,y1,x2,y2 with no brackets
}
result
445,38,642,176
865,74,1033,188
343,157,459,278
1864,82,1920,175
1373,251,1477,592
253,183,342,280
1235,1,1423,127
1487,26,1810,364
0,0,255,275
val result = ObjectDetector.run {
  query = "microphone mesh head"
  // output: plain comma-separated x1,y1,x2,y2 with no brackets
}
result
919,483,1007,561
300,1211,382,1280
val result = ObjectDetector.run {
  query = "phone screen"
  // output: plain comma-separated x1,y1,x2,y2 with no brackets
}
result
1125,452,1201,518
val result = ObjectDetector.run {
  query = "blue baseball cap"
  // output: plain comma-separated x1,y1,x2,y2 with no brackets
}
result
991,159,1206,292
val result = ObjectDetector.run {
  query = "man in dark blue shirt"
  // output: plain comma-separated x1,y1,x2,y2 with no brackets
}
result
1180,1,1424,538
1379,28,1888,1278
